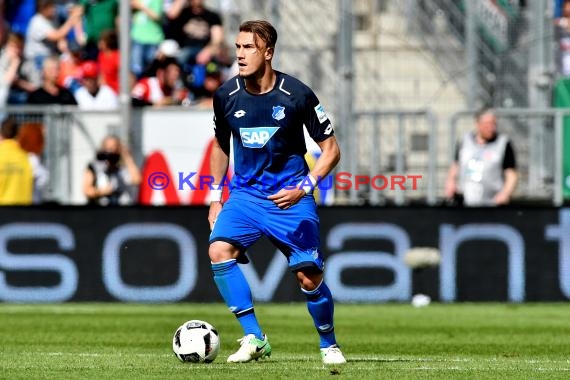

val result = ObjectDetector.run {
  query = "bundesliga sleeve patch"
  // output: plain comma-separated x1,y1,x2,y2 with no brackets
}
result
314,104,329,124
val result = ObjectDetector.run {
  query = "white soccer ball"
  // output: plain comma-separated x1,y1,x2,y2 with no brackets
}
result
172,320,220,363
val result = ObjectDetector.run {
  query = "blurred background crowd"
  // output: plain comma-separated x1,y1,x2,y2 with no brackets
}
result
1,0,570,207
0,0,234,110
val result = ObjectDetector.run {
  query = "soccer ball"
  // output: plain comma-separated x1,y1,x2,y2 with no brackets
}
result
172,320,220,363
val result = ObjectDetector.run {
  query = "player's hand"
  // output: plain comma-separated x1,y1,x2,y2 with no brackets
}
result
208,201,223,230
267,188,306,209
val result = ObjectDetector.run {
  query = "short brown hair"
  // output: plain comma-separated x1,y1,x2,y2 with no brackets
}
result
99,30,118,50
239,20,278,49
1,118,19,139
37,0,56,11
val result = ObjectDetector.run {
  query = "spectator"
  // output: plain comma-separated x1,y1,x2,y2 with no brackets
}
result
131,0,164,78
194,60,223,108
1,32,41,105
131,57,188,106
74,60,119,109
97,30,120,93
188,41,233,101
164,0,224,70
141,38,180,78
0,32,22,119
82,135,141,206
57,40,85,93
24,0,82,71
77,0,119,60
17,122,49,204
0,118,33,205
445,107,518,206
28,55,77,105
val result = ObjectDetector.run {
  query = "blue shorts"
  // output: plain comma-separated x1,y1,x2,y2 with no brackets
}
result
209,193,324,272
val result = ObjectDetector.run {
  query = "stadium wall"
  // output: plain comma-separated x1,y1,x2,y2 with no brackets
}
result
0,207,568,303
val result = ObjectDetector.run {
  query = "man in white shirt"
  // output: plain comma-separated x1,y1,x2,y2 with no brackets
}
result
24,0,82,70
74,60,119,110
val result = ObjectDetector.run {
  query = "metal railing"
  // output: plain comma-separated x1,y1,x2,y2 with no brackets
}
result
3,105,568,206
343,109,439,206
2,106,123,204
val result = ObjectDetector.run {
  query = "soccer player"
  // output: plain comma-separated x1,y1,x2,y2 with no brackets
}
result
208,20,346,365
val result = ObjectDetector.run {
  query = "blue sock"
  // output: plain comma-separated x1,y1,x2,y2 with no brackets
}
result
212,259,263,339
302,281,337,348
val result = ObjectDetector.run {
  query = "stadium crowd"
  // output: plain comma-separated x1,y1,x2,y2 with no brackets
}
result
0,0,237,205
0,1,533,207
0,0,235,110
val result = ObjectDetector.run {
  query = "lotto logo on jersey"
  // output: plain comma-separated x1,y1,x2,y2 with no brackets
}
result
240,127,280,148
314,103,329,123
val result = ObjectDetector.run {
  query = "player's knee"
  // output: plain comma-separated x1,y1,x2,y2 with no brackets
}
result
296,270,323,291
209,241,240,263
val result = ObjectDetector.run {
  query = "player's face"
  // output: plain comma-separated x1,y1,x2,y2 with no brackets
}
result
235,32,272,78
477,112,497,141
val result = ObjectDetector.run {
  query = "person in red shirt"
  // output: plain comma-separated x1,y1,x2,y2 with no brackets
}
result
97,29,119,93
131,57,187,106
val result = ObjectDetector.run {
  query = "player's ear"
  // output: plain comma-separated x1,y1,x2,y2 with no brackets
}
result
264,46,274,61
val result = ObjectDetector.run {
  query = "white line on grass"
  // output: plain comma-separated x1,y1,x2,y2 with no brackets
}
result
31,353,570,367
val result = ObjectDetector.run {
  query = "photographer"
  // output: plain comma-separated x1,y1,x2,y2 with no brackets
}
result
82,135,141,205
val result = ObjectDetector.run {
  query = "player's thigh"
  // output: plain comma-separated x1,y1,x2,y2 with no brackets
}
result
265,196,325,272
209,196,262,255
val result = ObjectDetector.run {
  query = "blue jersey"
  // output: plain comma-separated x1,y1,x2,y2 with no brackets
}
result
213,71,334,198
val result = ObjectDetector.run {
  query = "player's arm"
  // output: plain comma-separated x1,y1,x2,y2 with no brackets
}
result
208,94,231,229
209,140,229,229
301,94,340,191
269,91,339,209
268,135,339,209
310,136,340,184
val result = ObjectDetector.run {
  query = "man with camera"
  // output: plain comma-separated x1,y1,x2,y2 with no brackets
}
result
82,135,141,205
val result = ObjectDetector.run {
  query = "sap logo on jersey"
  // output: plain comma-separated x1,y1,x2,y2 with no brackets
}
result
240,127,279,148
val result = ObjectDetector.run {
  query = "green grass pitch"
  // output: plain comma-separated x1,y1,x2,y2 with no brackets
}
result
1,303,569,379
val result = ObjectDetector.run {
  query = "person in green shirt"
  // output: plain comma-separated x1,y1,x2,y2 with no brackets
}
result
78,0,119,60
131,0,164,78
